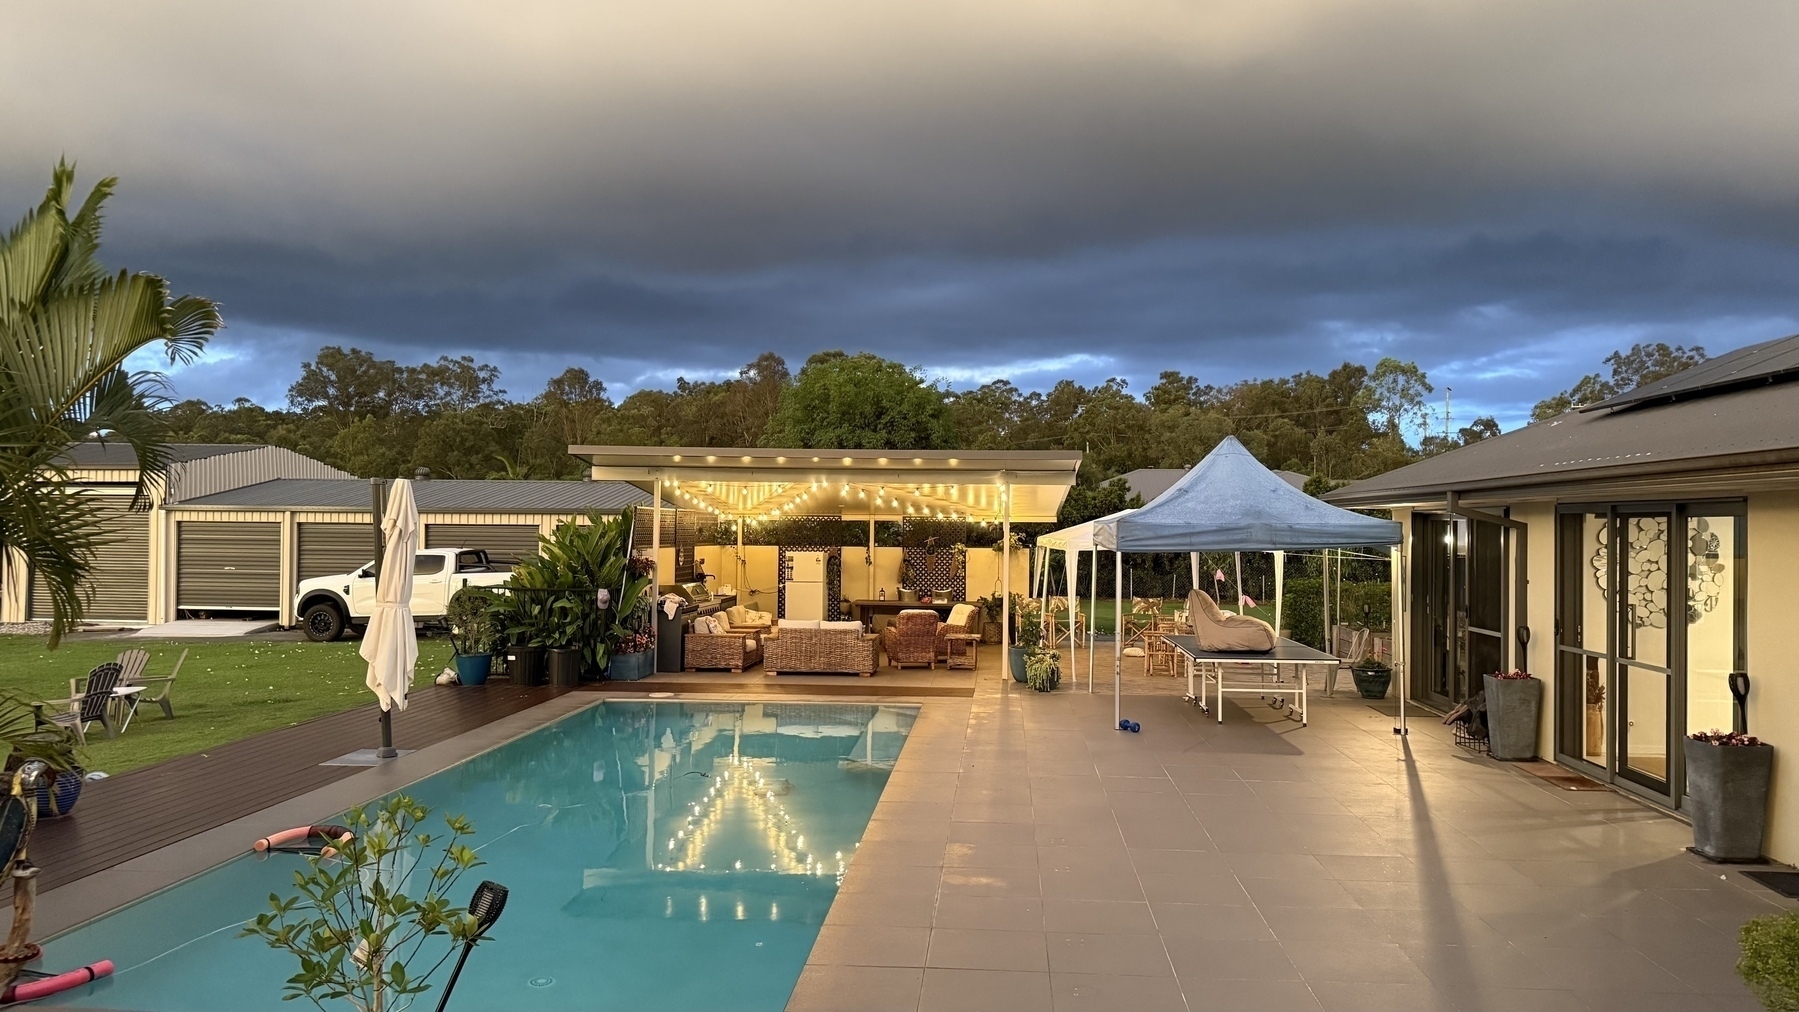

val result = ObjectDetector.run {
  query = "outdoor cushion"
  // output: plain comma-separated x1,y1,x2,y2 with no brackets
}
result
783,619,821,630
1186,589,1276,653
946,603,977,627
821,620,864,632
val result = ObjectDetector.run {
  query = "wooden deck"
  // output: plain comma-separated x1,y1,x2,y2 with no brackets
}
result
30,682,566,893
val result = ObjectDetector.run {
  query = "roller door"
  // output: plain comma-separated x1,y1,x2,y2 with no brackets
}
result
423,524,540,565
176,522,281,610
30,497,149,621
297,523,375,583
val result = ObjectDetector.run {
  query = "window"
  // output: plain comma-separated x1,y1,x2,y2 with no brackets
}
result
413,554,446,576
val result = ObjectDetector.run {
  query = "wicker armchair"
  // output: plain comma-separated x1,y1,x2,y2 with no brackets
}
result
934,603,980,660
882,609,940,669
685,625,765,673
765,624,878,677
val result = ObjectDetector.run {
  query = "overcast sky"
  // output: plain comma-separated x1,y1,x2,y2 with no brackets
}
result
5,1,1796,432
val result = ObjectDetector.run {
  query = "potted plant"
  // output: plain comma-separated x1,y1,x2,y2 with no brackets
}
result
1024,649,1061,692
0,692,83,818
1482,669,1542,761
1008,594,1042,682
975,594,1005,644
488,590,548,686
447,587,498,685
1685,729,1773,862
1585,674,1605,759
1350,656,1392,699
607,593,656,681
243,795,497,1012
506,510,654,686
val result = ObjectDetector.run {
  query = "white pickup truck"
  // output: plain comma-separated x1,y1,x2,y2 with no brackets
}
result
294,548,512,642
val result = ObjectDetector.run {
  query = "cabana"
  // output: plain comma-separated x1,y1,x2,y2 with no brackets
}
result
1093,437,1403,728
1035,508,1134,691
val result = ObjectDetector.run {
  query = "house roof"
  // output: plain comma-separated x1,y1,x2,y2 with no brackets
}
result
1118,466,1307,503
1585,333,1799,413
1327,336,1799,508
174,477,665,513
58,441,266,469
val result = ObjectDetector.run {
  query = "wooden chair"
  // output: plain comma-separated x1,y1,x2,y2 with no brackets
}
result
130,648,187,722
38,662,124,745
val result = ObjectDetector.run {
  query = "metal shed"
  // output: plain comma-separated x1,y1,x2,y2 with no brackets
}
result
176,521,283,611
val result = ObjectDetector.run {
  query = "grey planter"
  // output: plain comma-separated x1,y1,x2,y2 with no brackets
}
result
1684,738,1773,862
1483,675,1542,761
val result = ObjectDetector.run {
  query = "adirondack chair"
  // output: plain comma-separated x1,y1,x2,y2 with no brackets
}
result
129,649,186,722
37,662,124,745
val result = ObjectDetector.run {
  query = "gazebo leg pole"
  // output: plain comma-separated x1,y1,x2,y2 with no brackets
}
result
1234,551,1244,615
1001,484,1011,682
1088,548,1097,693
1114,550,1122,728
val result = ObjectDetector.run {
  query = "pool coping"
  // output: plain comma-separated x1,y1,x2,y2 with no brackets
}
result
35,690,947,940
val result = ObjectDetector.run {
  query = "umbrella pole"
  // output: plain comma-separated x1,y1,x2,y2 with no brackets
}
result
377,707,396,759
1114,550,1122,728
1234,552,1244,615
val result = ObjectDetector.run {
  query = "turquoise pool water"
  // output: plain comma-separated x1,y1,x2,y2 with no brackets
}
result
36,701,913,1011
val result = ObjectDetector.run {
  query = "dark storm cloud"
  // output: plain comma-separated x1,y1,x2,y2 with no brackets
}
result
3,0,1796,428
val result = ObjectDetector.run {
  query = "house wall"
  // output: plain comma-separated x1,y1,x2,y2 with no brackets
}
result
1747,492,1799,864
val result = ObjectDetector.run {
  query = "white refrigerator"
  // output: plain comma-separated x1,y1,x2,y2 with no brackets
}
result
782,551,829,621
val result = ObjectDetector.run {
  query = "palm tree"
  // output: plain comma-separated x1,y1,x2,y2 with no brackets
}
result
0,162,221,644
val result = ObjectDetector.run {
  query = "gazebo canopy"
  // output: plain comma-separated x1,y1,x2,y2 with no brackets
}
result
1037,508,1136,553
1093,436,1401,552
568,446,1082,524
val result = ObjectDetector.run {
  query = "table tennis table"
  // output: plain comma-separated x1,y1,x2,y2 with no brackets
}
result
1163,635,1342,726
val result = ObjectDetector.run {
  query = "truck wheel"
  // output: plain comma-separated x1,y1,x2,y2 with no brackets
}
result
302,602,347,642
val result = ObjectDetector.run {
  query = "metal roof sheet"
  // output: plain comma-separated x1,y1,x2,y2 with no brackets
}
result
1326,373,1799,507
58,442,265,468
174,477,663,513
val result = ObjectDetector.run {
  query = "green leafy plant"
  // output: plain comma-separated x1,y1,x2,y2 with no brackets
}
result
243,795,487,1012
445,587,498,657
504,508,653,674
0,689,83,813
1739,911,1799,1012
1010,594,1043,651
1024,649,1060,692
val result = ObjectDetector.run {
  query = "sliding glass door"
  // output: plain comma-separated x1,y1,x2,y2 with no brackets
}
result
1554,502,1745,807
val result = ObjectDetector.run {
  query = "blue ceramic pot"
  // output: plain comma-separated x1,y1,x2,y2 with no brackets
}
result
1008,646,1029,682
453,653,492,686
609,651,655,681
33,767,83,818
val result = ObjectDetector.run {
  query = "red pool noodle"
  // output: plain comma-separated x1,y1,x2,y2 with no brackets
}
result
252,825,354,856
3,959,114,1003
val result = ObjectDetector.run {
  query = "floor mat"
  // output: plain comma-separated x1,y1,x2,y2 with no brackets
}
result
1513,761,1610,790
1743,871,1799,897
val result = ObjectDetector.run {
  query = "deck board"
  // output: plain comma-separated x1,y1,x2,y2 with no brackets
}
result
30,682,565,892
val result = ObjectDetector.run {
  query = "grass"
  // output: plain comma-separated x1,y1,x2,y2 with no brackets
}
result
0,635,455,775
1052,598,1277,634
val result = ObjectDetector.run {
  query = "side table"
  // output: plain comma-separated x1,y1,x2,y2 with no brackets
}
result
945,632,981,671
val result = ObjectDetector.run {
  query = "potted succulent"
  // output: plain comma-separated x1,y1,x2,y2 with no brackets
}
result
1024,649,1061,692
446,587,498,685
1483,669,1542,761
1685,729,1773,862
975,594,1005,644
1350,656,1392,699
0,691,84,818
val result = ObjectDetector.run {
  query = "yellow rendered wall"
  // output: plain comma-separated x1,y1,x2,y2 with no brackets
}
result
1513,503,1558,760
1748,492,1799,864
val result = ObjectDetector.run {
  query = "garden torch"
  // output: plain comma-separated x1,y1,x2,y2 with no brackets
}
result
433,880,508,1012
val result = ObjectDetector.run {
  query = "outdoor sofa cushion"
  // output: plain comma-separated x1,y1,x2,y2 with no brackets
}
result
1186,589,1276,653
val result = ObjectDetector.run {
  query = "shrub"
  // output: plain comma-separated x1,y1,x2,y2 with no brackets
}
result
1740,912,1799,1012
446,586,499,657
1281,578,1391,649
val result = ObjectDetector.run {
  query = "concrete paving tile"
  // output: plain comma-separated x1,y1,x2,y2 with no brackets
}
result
1239,875,1361,910
1035,821,1127,848
1150,901,1273,941
934,894,1045,931
941,867,1043,898
1048,972,1188,1012
928,928,1050,971
826,888,940,927
948,820,1040,846
1046,932,1174,976
1172,976,1322,1010
840,862,946,897
1041,898,1159,935
1308,980,1458,1011
945,841,1039,868
788,965,925,1012
918,968,1054,1012
809,924,932,967
1282,939,1431,984
1167,938,1301,981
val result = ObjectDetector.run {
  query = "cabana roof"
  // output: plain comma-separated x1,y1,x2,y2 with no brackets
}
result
568,446,1081,523
1094,436,1400,551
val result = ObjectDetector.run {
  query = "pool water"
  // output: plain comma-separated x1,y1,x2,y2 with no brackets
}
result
37,701,914,1011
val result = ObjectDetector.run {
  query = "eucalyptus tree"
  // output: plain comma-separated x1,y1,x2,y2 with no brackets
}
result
0,162,220,643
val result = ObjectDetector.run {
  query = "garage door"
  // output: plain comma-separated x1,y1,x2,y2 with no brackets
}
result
176,522,281,610
297,523,375,583
30,497,150,621
423,524,541,566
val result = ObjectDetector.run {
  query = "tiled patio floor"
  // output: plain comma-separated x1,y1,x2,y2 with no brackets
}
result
791,675,1789,1011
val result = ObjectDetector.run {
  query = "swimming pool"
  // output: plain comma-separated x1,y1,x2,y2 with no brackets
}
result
36,700,914,1010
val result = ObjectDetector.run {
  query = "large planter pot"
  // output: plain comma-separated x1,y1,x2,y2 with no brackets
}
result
1685,738,1773,862
547,647,584,688
1351,665,1392,700
453,653,492,686
1007,646,1029,682
1483,674,1542,761
608,651,655,682
509,645,546,687
33,767,83,819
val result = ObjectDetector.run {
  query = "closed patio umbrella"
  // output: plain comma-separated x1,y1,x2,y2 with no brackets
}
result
361,477,418,756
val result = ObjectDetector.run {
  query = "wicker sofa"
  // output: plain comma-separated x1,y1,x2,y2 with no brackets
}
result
685,617,765,673
764,620,878,677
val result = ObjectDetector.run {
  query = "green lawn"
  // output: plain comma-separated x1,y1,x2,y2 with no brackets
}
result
1055,598,1278,635
0,635,454,775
